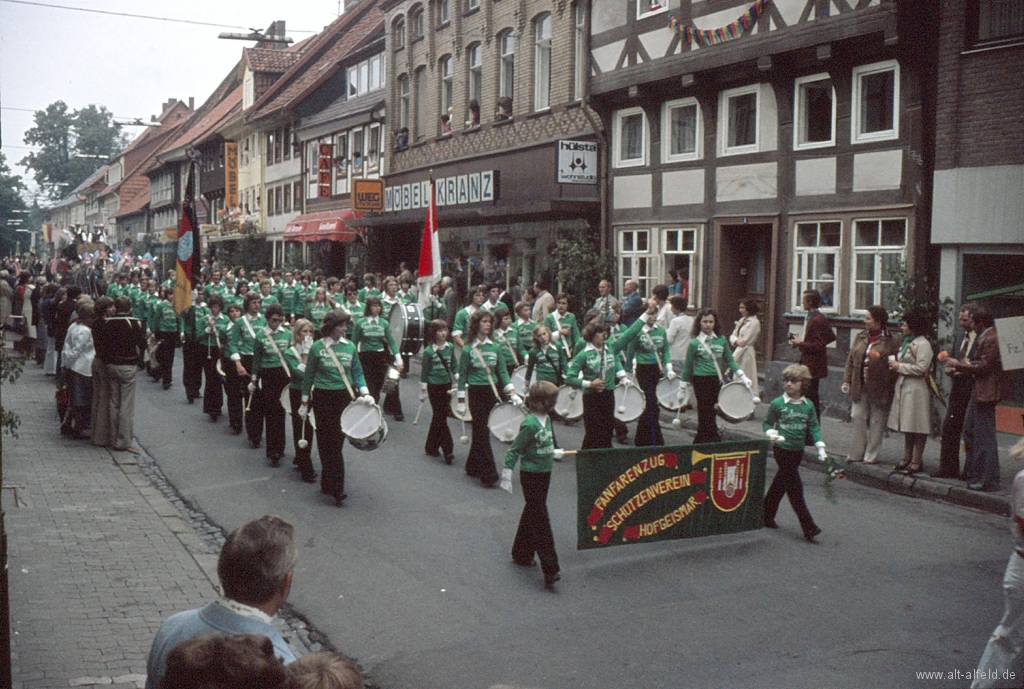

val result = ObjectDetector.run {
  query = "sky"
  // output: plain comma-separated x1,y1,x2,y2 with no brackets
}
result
0,0,343,200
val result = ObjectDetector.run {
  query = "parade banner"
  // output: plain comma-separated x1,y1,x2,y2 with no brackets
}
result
576,440,768,550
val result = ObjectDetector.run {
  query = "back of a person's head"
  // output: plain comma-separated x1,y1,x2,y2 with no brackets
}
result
286,652,364,689
218,515,297,606
160,633,287,689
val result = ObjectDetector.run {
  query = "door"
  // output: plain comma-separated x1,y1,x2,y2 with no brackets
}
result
713,220,777,361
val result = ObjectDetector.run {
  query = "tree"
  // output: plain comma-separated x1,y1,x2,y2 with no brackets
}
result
20,101,128,199
551,223,616,320
0,153,27,256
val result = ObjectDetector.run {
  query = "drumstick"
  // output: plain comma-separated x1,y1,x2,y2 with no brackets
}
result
298,410,309,449
413,400,424,425
460,417,469,445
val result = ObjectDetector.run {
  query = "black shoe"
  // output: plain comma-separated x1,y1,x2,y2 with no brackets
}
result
334,491,347,506
804,525,822,542
764,519,779,529
544,572,561,591
444,453,454,465
513,558,537,568
481,477,499,488
426,449,441,457
301,472,318,483
269,454,281,467
209,414,219,422
187,395,195,404
250,438,261,449
231,426,243,435
162,382,172,390
393,414,404,422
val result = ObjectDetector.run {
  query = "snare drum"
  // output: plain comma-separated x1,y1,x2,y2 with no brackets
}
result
510,365,532,397
488,402,527,443
449,388,472,421
656,376,684,411
715,381,754,423
389,302,424,357
381,365,401,396
341,400,389,451
554,385,584,420
614,382,645,422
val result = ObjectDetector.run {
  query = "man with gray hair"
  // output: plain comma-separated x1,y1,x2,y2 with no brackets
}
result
592,279,620,324
145,515,299,687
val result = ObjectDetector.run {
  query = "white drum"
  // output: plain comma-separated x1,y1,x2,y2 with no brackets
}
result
554,385,584,420
614,382,645,423
656,376,684,411
449,388,472,421
341,400,388,451
488,402,527,443
511,365,532,397
716,381,754,423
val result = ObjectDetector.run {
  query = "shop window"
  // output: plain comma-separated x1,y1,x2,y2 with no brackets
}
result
792,220,841,311
619,228,652,296
853,218,906,313
534,13,552,111
852,61,899,143
663,228,698,307
613,107,647,168
720,85,759,155
662,98,700,162
794,74,835,149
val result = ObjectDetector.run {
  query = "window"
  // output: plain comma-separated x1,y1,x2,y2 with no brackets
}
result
347,55,385,98
439,56,453,128
274,186,283,215
410,5,424,37
467,44,482,106
367,124,380,172
619,229,652,296
282,126,291,160
394,17,405,50
613,107,647,167
466,0,479,10
792,221,841,311
293,181,302,213
574,2,586,101
499,30,515,100
662,98,700,162
534,13,552,111
415,67,428,141
266,130,276,166
351,128,364,176
274,127,283,164
244,75,255,109
306,140,320,199
720,85,759,155
334,132,348,195
976,0,1024,42
852,61,899,142
267,188,275,216
398,74,410,130
283,184,291,213
853,218,906,312
663,228,699,307
437,0,450,26
637,0,667,19
794,73,835,149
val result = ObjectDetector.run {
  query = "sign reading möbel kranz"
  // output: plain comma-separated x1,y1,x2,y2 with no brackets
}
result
575,440,768,550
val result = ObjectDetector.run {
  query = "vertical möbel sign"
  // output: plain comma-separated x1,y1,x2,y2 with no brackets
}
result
224,142,238,210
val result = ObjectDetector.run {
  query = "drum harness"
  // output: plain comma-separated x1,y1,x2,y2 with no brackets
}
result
471,344,505,403
539,347,564,386
323,343,357,400
500,331,521,366
697,336,726,384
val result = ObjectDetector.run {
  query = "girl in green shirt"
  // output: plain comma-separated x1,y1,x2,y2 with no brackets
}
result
525,325,566,387
355,296,405,421
500,380,562,591
493,307,524,377
419,319,456,464
283,318,316,483
305,288,331,336
681,308,746,444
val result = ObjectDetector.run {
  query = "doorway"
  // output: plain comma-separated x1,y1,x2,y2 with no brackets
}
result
712,220,778,361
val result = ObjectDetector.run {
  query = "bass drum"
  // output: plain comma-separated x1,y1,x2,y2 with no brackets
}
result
488,402,527,443
510,365,531,397
656,376,684,411
449,388,472,421
613,382,645,423
341,400,389,451
716,381,754,423
389,302,424,357
553,385,584,420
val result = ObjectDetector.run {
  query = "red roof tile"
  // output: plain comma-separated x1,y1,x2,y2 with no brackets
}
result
244,47,304,73
160,86,243,157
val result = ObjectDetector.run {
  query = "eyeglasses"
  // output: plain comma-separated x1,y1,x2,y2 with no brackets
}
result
269,316,284,323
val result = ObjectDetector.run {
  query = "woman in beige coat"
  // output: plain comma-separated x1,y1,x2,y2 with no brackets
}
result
887,311,934,474
729,299,760,396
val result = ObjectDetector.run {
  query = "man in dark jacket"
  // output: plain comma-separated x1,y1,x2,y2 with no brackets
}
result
791,289,836,420
936,304,978,478
93,296,147,452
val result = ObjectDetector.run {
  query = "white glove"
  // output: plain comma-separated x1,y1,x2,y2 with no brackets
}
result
678,381,689,398
247,382,257,394
553,448,565,461
666,363,677,380
360,394,375,405
815,441,827,462
419,389,428,403
509,393,523,406
453,373,459,382
620,377,633,387
736,370,751,385
500,468,513,493
456,402,467,415
765,429,780,443
298,404,308,419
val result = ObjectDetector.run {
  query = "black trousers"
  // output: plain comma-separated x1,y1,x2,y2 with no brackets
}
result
939,377,973,478
259,366,291,459
426,383,454,457
466,385,498,483
155,331,177,384
289,387,314,476
240,355,263,442
634,363,664,447
202,347,224,416
512,470,560,577
360,350,402,416
764,447,816,535
582,389,615,449
313,387,350,497
692,375,722,444
182,341,204,399
224,356,245,432
805,376,822,420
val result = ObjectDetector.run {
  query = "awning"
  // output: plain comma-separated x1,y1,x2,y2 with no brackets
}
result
283,209,365,243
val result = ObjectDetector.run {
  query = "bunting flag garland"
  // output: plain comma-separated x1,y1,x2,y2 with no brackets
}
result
668,0,769,47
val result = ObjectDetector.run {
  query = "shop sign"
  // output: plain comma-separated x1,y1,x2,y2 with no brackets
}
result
352,178,385,211
557,140,598,184
384,170,496,212
317,143,333,198
224,142,238,209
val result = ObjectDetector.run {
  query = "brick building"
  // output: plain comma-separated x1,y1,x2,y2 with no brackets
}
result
365,0,601,288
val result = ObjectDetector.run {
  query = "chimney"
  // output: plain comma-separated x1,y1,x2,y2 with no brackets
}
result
188,97,195,111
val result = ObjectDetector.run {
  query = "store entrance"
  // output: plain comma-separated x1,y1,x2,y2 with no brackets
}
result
712,220,777,360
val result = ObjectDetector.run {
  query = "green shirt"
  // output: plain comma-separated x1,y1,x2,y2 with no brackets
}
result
226,314,267,359
301,337,368,398
624,323,671,369
452,305,479,339
282,342,310,390
357,286,381,302
200,311,230,349
525,344,566,385
421,342,457,385
545,311,581,354
763,395,822,451
566,344,626,393
503,413,555,473
149,300,181,334
682,334,739,381
252,325,294,374
305,303,331,330
276,282,302,316
352,315,399,357
259,294,280,315
494,327,524,367
515,318,537,345
457,339,512,391
423,299,446,324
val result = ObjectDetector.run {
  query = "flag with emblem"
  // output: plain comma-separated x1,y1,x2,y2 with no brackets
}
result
417,178,441,309
173,163,200,314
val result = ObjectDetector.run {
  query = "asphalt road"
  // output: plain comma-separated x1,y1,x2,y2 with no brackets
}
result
134,357,1010,689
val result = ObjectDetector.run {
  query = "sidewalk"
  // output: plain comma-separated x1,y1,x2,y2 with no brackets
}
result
660,398,1019,516
2,364,314,688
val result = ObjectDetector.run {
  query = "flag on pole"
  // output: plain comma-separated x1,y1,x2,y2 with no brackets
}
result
173,162,200,314
417,179,441,309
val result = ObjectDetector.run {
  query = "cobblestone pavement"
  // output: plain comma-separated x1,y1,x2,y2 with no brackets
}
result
4,364,319,688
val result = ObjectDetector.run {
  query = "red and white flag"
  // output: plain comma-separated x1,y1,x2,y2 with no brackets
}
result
417,179,441,309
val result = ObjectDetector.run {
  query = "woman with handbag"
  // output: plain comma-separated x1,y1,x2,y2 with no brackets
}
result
887,310,935,474
681,308,748,444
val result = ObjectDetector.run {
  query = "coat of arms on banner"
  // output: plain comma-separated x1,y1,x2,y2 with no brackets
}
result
708,451,752,513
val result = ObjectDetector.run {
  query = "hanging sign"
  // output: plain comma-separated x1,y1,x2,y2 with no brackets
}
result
318,142,333,198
